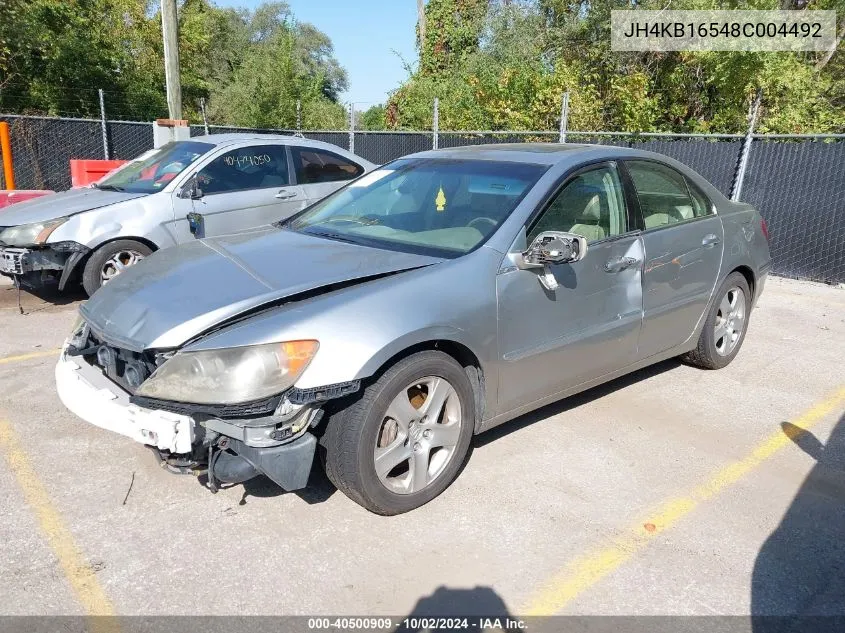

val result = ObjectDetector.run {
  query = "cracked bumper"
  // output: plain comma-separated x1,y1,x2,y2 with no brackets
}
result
55,351,196,454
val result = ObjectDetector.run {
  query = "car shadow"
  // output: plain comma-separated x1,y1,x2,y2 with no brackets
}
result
0,279,86,314
750,414,845,628
395,585,512,631
473,358,683,449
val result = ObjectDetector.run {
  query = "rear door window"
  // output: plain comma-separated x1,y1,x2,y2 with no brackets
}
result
197,145,289,195
291,147,364,184
625,160,707,228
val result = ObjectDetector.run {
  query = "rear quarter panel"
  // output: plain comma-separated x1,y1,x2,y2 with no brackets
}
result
717,200,772,303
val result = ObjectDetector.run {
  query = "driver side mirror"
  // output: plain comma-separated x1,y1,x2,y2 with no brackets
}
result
512,231,588,291
179,176,203,200
518,231,588,268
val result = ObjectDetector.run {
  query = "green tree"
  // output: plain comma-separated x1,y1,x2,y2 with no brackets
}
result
388,0,844,134
0,0,349,128
204,2,347,128
360,104,387,130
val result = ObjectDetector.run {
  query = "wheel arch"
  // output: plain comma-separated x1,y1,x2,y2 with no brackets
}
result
89,235,160,254
60,235,160,290
360,338,488,433
729,264,755,300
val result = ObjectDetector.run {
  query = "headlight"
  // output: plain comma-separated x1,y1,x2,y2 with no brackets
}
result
68,312,86,338
0,217,68,247
135,341,319,405
66,311,88,347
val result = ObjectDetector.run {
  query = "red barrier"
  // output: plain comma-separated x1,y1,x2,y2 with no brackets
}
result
69,159,128,188
0,190,54,209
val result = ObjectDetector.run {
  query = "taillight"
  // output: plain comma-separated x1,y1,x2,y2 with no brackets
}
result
760,217,770,243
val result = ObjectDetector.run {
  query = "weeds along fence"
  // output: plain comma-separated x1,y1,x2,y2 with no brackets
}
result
0,112,843,285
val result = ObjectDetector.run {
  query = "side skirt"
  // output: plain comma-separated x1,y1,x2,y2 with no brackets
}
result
477,340,696,435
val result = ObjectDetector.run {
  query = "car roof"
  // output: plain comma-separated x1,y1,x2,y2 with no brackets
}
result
407,142,677,167
187,133,375,167
191,133,342,151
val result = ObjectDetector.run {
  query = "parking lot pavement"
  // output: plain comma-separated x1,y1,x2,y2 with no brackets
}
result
0,274,843,616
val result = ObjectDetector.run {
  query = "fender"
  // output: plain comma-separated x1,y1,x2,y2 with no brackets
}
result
355,324,488,380
353,325,495,427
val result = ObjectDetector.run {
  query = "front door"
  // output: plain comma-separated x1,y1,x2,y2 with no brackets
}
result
173,144,305,241
496,162,644,414
623,160,724,359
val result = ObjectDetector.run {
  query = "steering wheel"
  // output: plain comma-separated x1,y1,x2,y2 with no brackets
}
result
467,217,498,232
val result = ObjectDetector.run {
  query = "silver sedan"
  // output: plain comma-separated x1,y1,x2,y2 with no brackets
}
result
56,144,772,514
0,134,374,295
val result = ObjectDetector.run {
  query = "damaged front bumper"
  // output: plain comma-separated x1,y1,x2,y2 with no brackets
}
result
0,242,89,290
55,348,335,492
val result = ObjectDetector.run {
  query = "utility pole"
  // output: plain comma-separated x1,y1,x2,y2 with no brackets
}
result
417,0,426,48
161,0,182,120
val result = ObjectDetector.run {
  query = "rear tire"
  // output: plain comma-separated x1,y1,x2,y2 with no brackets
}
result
82,240,152,296
322,350,475,515
683,271,751,370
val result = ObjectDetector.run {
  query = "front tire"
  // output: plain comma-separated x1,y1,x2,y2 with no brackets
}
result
322,350,475,515
683,271,751,370
82,240,152,296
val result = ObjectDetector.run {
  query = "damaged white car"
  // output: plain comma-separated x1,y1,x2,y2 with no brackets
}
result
0,134,372,296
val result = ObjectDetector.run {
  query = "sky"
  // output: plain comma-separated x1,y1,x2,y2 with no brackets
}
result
216,0,420,108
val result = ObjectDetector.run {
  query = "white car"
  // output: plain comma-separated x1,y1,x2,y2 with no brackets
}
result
0,134,375,295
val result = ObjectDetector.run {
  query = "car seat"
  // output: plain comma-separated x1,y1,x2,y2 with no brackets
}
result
568,187,607,242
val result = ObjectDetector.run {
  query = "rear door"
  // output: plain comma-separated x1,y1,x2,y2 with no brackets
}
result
173,143,305,241
290,146,366,205
623,159,724,359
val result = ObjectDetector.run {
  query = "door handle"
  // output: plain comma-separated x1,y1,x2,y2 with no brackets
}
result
702,234,721,247
604,256,640,273
275,189,297,199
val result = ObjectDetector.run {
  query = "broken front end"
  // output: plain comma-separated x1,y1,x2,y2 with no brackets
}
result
0,219,89,290
55,317,358,492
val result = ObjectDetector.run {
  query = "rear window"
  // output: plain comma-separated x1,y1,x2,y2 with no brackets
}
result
291,147,364,184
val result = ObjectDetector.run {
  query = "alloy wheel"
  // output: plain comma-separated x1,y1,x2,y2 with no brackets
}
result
714,286,746,356
373,376,462,495
100,249,145,285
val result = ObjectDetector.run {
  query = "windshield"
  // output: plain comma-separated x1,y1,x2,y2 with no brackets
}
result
286,158,546,257
96,141,214,194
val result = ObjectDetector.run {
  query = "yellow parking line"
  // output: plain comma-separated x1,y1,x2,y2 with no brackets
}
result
0,348,60,365
0,420,116,617
523,385,845,615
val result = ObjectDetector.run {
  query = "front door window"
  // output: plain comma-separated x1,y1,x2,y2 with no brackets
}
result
197,145,289,195
528,164,627,243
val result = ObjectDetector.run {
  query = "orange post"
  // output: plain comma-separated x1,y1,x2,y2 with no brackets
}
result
0,122,14,190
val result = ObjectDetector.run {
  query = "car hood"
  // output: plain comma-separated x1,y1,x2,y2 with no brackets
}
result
81,227,443,351
0,188,146,225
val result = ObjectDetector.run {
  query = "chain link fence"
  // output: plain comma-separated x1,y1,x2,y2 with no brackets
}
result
0,112,842,284
741,139,845,284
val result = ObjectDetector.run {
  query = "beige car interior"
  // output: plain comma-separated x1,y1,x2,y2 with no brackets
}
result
529,167,626,243
627,161,705,229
